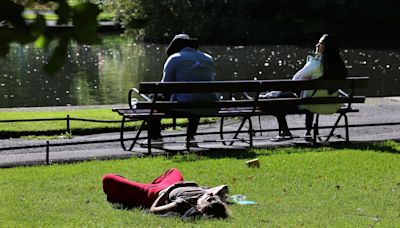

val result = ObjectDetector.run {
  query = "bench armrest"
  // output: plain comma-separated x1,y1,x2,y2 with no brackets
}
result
129,87,152,109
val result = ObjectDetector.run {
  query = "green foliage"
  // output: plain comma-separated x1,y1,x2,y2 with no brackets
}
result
113,0,400,43
0,0,101,74
0,141,399,226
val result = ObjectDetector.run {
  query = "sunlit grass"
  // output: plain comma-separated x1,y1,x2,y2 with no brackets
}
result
22,12,114,21
0,141,399,226
0,109,213,138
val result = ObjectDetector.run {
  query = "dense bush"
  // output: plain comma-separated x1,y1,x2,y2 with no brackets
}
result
111,0,400,44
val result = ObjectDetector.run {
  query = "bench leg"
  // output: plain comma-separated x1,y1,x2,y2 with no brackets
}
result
313,114,320,144
326,113,346,142
344,114,350,142
248,117,253,149
219,117,228,145
229,117,248,146
120,116,145,151
220,116,253,147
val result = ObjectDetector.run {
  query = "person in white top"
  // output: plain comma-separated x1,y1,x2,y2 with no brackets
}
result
273,34,348,141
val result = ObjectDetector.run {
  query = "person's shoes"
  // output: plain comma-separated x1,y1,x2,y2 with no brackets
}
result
270,134,293,142
304,133,313,142
140,138,164,149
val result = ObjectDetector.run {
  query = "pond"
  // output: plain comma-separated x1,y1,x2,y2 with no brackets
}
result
0,35,399,108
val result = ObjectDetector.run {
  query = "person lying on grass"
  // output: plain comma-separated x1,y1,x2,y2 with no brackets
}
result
102,168,230,219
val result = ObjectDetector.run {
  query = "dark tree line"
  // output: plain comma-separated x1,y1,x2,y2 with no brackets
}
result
112,0,400,45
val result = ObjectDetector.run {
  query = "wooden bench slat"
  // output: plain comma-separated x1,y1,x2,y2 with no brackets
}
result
119,106,360,119
134,96,365,109
139,77,369,94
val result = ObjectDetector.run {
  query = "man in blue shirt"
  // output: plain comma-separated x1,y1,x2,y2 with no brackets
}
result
143,34,218,149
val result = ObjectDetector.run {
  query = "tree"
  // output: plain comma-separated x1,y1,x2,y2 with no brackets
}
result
0,0,101,74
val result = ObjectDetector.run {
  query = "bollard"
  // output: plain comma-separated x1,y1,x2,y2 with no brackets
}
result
46,141,50,165
66,114,70,133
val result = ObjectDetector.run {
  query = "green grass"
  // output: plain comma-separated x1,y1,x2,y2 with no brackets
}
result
1,141,399,226
0,109,213,138
0,108,123,137
22,12,115,21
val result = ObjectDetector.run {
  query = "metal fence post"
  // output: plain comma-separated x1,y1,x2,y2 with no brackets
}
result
46,141,50,165
67,115,70,133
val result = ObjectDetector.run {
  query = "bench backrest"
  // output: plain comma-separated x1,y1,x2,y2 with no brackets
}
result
135,77,369,111
139,76,369,95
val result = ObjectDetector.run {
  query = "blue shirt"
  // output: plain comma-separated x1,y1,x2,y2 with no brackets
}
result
161,47,218,102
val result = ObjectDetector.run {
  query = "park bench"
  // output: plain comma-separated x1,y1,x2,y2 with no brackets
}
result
113,76,369,154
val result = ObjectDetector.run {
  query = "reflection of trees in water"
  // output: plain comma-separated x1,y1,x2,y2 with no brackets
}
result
98,37,164,102
66,44,101,105
1,36,399,108
0,43,76,108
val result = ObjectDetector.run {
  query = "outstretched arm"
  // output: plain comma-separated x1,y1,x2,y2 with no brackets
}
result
149,191,177,214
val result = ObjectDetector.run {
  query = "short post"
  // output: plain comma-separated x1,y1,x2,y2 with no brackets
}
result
46,141,50,165
66,114,70,133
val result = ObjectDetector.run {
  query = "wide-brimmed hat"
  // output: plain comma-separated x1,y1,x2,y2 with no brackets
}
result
205,185,229,201
166,34,199,56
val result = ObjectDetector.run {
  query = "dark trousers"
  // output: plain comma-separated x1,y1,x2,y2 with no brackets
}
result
148,116,200,139
276,112,314,134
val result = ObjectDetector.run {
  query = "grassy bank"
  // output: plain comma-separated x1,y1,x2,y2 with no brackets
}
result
22,12,115,22
0,108,123,138
0,141,399,226
0,108,213,139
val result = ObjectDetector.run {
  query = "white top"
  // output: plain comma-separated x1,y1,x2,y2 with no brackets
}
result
293,55,341,114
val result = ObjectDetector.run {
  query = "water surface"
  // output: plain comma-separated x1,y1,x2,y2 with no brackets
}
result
0,35,399,108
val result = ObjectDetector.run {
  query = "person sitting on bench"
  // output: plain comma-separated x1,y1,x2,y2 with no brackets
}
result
102,168,230,219
272,33,348,141
143,34,218,149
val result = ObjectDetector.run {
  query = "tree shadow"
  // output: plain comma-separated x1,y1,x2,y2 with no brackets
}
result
159,140,399,162
164,147,258,161
291,140,400,154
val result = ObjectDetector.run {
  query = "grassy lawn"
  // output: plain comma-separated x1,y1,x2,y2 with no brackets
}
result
24,0,115,21
0,109,213,138
1,141,399,226
23,12,115,22
0,108,123,138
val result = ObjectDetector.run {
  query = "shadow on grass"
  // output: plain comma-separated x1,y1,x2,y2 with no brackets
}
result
162,148,258,162
163,140,400,163
288,140,400,154
327,140,400,154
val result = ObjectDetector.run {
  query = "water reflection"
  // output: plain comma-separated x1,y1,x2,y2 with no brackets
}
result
0,35,399,108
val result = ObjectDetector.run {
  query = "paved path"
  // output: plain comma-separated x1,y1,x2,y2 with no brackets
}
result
0,98,399,168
